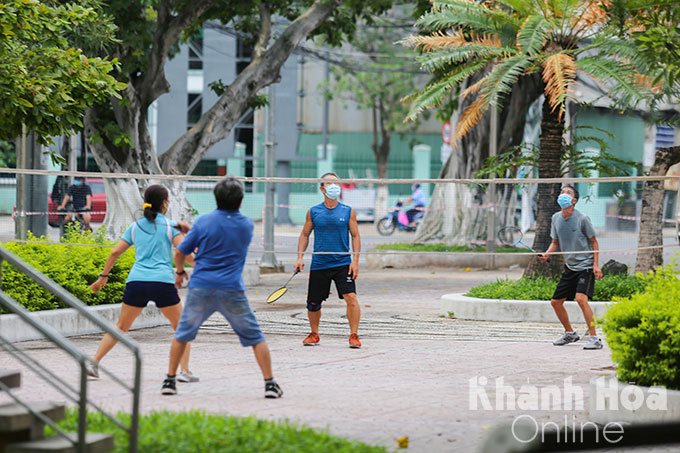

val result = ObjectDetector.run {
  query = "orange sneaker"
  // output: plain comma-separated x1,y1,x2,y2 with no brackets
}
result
303,332,320,346
349,333,362,349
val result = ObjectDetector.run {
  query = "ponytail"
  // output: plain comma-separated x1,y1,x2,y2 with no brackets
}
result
142,185,169,222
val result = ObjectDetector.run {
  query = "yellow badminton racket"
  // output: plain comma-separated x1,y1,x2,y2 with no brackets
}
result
266,269,300,304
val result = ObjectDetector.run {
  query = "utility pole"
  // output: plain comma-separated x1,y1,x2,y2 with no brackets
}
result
260,85,282,272
486,107,498,270
15,125,27,240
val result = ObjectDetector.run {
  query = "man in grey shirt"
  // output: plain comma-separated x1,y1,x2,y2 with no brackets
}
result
539,185,603,349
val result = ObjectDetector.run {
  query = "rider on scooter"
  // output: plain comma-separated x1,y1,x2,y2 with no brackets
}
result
404,183,426,226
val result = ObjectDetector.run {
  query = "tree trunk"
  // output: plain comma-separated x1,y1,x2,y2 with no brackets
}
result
83,101,194,236
523,96,565,278
635,145,680,273
375,140,390,221
83,0,341,237
372,103,391,220
415,73,542,244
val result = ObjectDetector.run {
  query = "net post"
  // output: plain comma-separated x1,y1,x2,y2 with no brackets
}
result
486,106,498,269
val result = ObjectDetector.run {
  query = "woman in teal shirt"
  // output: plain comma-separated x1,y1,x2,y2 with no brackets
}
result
88,185,197,382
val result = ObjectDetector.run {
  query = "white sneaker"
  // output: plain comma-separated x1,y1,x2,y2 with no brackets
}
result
177,371,199,383
583,337,603,350
86,361,99,379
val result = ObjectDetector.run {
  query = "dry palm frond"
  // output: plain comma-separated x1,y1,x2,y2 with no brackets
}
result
461,76,487,101
454,95,489,143
470,33,502,49
573,1,610,29
404,30,467,52
542,53,576,121
633,73,663,94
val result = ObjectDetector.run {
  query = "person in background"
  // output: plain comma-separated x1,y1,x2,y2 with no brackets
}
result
58,177,93,231
404,183,427,226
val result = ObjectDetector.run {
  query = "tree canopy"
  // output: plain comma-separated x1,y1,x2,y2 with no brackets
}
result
0,0,125,143
403,0,658,141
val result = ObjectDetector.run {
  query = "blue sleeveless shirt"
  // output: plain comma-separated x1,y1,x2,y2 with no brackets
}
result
310,202,352,270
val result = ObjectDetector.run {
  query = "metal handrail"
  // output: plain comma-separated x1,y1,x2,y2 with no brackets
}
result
0,293,90,451
0,245,141,452
0,334,129,432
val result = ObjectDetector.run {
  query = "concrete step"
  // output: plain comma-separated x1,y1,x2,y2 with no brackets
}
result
0,371,21,391
6,433,114,453
0,402,66,433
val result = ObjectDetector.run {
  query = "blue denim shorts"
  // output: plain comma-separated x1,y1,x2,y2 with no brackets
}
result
174,288,265,347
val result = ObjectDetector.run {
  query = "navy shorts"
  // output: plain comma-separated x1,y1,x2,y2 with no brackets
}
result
122,281,180,308
306,265,356,312
552,267,595,301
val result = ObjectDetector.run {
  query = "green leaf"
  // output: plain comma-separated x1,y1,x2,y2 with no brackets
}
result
517,15,552,55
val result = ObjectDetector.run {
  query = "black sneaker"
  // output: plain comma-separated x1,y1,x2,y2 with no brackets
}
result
265,381,283,399
161,377,177,395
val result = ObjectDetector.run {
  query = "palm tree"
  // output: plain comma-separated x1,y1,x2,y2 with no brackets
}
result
404,0,653,277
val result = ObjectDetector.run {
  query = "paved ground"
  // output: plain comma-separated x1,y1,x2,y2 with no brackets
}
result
4,267,670,452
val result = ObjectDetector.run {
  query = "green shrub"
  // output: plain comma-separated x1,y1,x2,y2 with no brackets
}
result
1,228,134,312
48,410,388,453
373,243,522,253
600,263,680,390
466,274,646,301
466,276,557,300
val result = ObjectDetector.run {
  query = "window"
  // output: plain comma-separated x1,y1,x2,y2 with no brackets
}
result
187,93,202,128
188,36,203,70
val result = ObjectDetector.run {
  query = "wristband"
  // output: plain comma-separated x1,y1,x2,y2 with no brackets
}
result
99,274,109,278
175,270,186,275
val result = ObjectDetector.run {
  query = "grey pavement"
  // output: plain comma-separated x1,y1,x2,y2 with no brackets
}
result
2,267,663,452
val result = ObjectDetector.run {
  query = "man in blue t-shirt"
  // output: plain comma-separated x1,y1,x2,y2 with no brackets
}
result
162,176,283,399
294,172,362,349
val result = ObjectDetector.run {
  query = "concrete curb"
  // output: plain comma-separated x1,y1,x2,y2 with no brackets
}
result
589,375,680,424
367,253,530,270
0,303,169,343
1,265,260,343
440,293,611,322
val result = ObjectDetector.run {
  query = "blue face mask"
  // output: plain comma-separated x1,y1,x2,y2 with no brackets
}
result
325,184,341,200
557,193,573,209
73,180,82,186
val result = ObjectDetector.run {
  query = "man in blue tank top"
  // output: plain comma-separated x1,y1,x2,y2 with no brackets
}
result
294,172,362,348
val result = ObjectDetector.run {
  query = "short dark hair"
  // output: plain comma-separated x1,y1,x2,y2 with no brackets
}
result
214,176,244,210
562,184,579,200
76,176,85,182
320,172,339,187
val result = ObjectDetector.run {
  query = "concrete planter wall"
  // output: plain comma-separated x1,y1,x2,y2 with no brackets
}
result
1,265,260,343
0,303,169,343
590,375,680,424
367,253,531,270
440,293,611,322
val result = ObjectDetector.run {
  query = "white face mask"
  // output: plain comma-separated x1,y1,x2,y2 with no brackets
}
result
325,184,341,199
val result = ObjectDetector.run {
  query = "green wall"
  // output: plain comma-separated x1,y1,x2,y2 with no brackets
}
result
572,108,645,228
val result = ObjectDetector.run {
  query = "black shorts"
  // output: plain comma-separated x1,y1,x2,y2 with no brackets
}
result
552,267,595,301
122,281,180,308
306,265,356,312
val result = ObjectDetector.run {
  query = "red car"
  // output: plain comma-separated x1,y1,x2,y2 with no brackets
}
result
48,178,107,225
